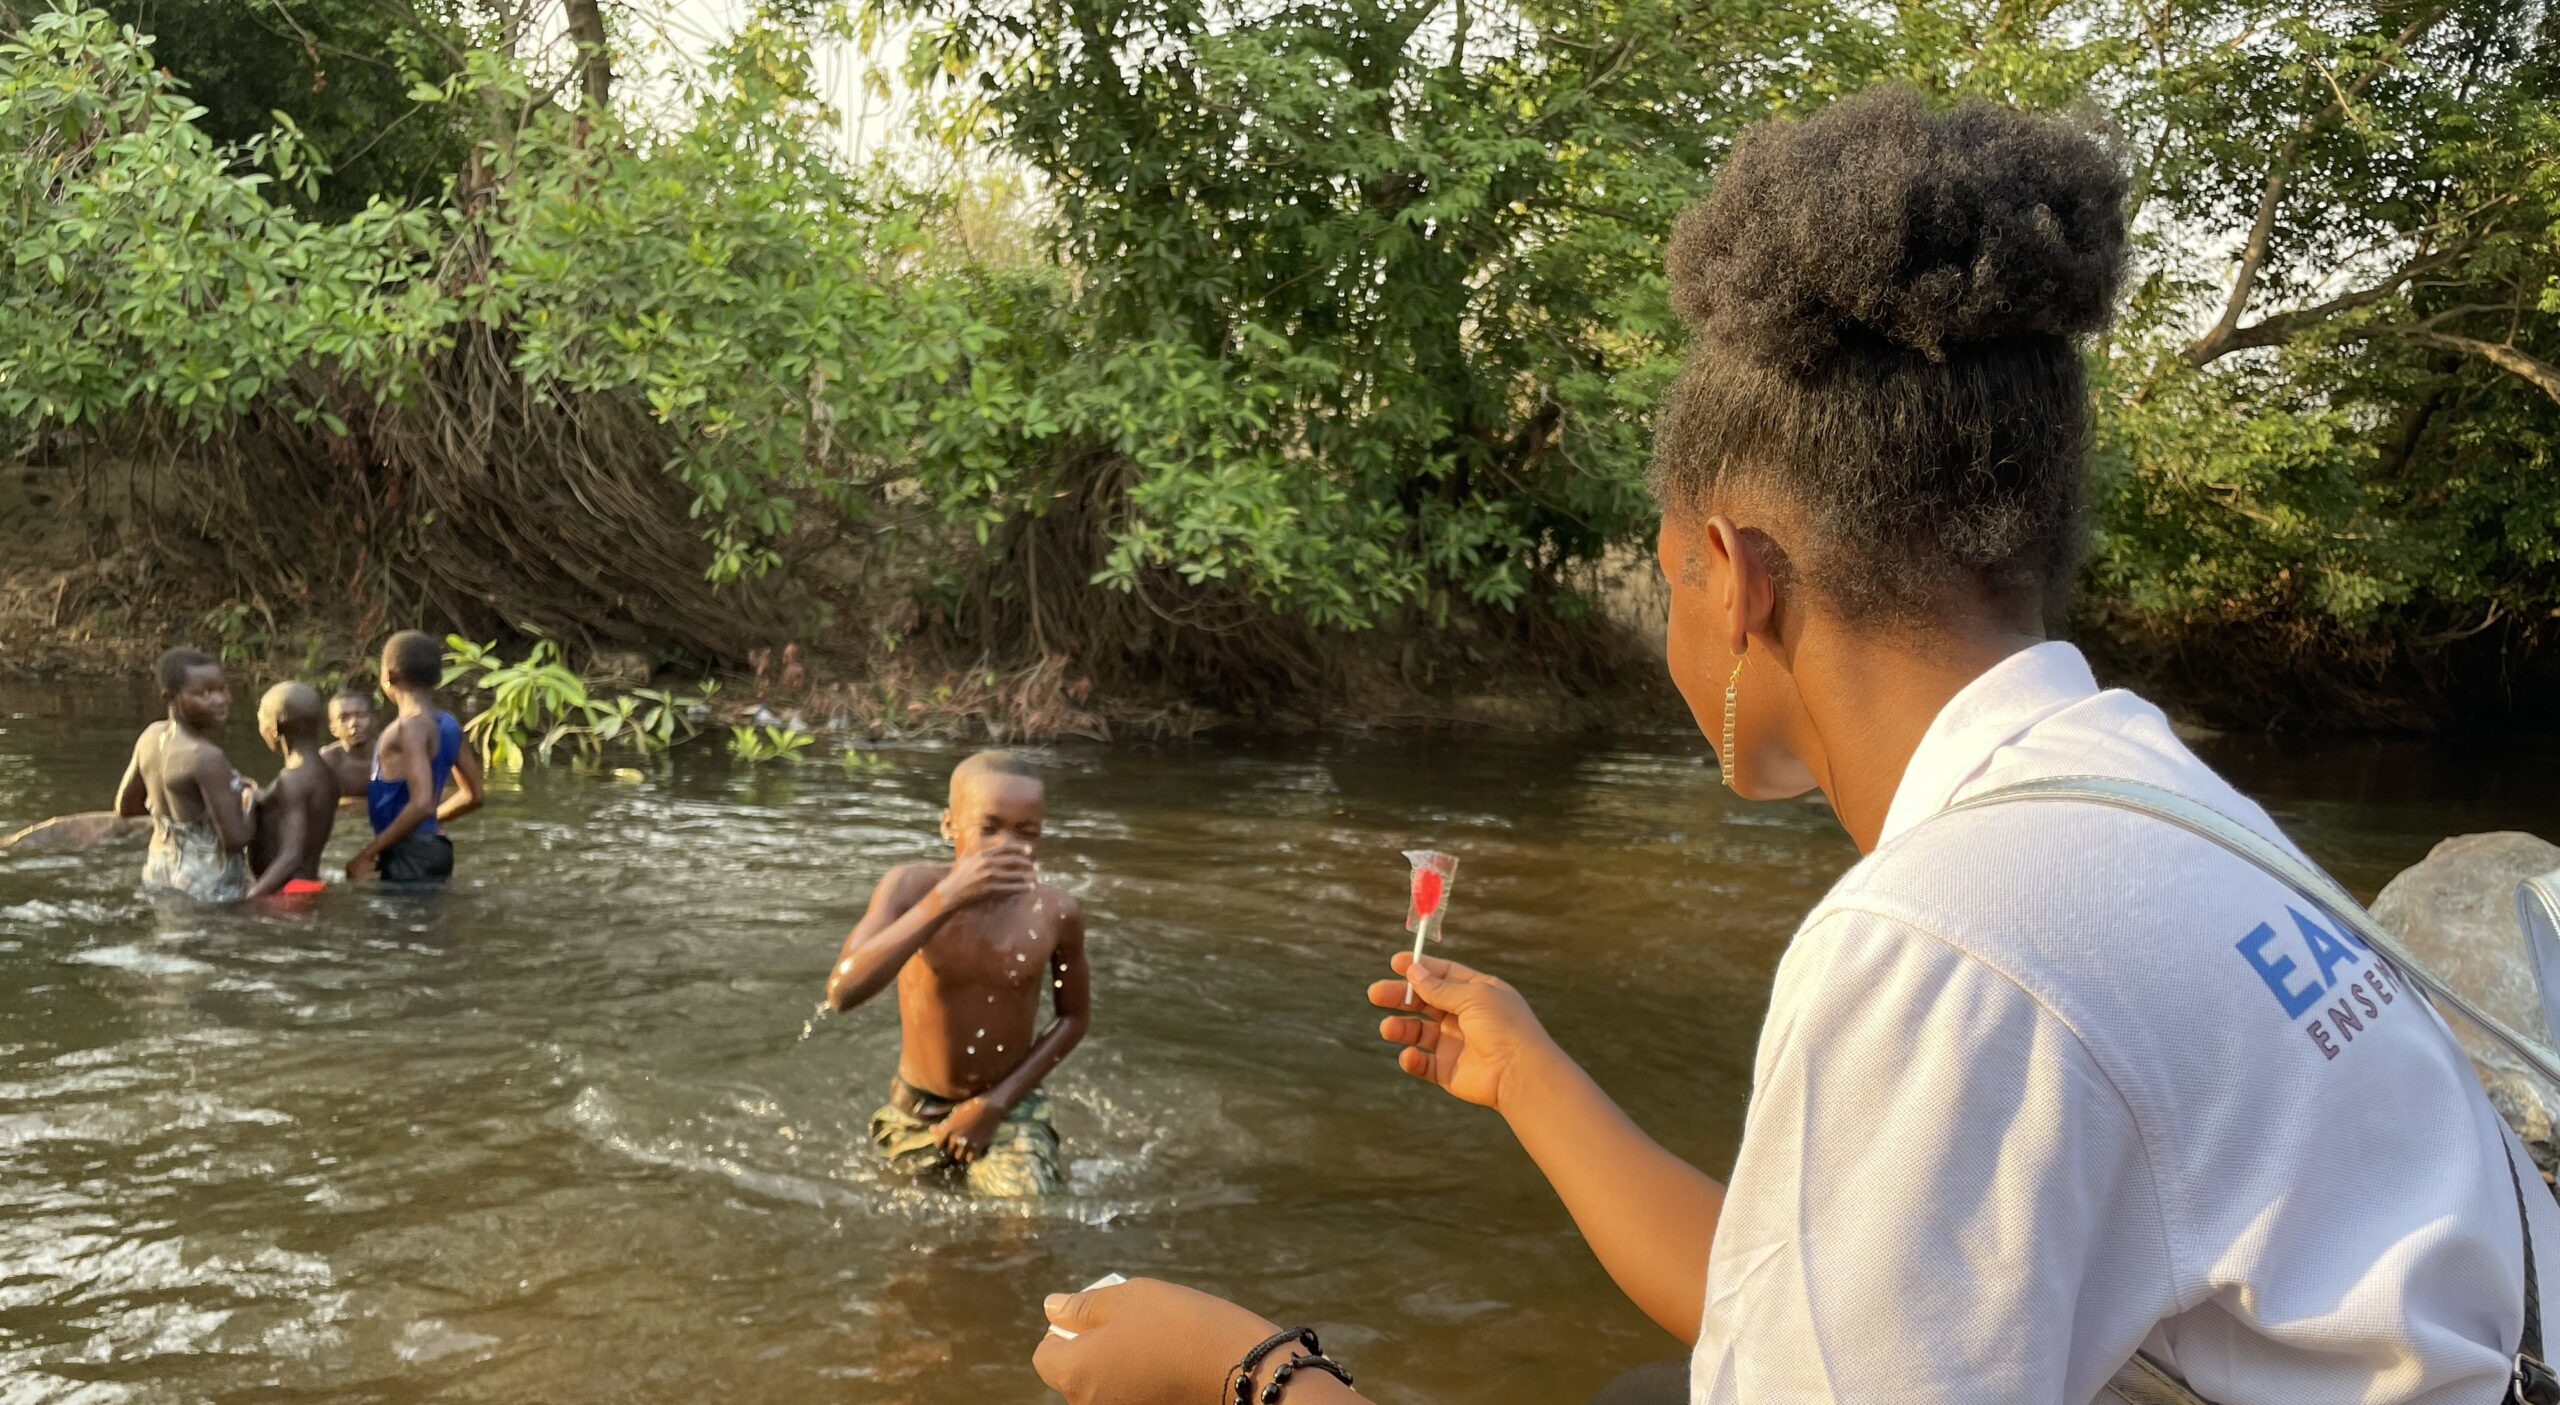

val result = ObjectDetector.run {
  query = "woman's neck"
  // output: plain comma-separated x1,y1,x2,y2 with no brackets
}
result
1794,622,2045,854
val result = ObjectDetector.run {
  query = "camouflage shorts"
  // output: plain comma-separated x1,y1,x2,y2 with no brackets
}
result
869,1089,1063,1198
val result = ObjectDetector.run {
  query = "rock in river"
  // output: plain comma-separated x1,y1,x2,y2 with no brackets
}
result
2370,831,2560,1174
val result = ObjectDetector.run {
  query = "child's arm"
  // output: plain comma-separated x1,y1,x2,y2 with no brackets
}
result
436,740,484,824
824,851,1036,1011
193,746,252,854
113,737,147,817
242,795,307,900
347,718,432,877
934,896,1091,1162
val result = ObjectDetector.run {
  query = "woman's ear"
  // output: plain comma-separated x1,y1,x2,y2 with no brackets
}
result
1700,515,1780,655
938,808,955,844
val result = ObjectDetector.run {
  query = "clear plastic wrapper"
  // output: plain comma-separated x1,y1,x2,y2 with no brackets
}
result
1403,849,1460,1002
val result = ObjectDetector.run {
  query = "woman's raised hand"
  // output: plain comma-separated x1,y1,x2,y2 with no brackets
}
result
1369,952,1557,1113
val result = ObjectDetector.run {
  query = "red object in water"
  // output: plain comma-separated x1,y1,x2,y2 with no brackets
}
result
282,878,328,895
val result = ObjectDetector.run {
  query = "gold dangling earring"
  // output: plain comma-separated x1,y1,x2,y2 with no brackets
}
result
1720,651,1745,792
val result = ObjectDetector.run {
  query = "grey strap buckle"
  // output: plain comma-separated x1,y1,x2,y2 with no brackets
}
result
2509,1353,2560,1405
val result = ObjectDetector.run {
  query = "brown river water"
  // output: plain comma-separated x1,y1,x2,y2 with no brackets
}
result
3,678,2558,1405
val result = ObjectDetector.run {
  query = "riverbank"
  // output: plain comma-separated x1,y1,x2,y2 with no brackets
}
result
0,452,1689,739
0,562,1689,742
7,458,2547,740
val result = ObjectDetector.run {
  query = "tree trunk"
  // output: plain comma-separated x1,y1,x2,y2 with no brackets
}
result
565,0,610,109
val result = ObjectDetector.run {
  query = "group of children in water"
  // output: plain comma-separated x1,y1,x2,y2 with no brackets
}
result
115,630,484,904
114,634,1079,1194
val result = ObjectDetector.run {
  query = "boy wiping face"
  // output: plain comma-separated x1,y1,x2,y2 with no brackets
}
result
821,752,1090,1195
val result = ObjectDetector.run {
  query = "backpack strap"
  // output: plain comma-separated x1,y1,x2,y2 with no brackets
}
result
1940,776,2560,1087
2101,1350,2213,1405
1935,775,2560,1405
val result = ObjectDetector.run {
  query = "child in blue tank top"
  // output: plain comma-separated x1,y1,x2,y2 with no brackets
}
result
347,630,483,883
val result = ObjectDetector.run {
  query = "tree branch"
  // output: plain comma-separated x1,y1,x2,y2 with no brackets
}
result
2390,331,2560,406
2182,5,2451,364
2189,242,2469,362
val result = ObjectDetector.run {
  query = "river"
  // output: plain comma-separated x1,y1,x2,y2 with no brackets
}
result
3,679,2557,1404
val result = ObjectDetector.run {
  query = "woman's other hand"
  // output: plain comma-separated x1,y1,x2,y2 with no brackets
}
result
1032,1278,1283,1405
1369,952,1559,1113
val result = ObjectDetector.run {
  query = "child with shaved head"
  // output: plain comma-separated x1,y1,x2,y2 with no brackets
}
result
821,751,1090,1196
243,682,340,900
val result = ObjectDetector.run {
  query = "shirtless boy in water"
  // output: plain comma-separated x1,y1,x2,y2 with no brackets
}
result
823,752,1090,1196
243,682,338,899
318,688,374,802
114,648,251,902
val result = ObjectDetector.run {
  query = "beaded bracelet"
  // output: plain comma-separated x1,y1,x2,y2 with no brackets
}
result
1228,1328,1320,1405
1259,1350,1355,1403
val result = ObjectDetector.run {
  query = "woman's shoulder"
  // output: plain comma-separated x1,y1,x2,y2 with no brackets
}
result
1828,776,2299,953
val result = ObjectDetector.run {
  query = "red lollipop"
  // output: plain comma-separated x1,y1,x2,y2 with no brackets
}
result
1411,866,1445,922
1400,849,1460,1002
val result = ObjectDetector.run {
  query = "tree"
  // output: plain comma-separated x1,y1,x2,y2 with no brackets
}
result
2075,0,2560,722
880,1,1861,636
73,0,477,216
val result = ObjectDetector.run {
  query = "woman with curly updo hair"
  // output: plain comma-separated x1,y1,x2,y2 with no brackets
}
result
1029,86,2553,1405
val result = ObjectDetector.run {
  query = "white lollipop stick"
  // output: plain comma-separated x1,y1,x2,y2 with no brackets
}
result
1403,907,1444,1005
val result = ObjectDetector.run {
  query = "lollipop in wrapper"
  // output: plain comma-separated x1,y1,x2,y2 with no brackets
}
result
1403,849,1460,1005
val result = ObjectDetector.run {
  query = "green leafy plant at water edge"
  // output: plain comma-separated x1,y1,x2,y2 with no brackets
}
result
199,602,269,667
728,724,813,765
443,636,708,770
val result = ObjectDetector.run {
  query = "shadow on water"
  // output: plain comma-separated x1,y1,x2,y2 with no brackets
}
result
2,679,2555,1403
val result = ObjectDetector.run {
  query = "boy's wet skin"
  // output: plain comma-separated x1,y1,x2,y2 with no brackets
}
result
827,755,1089,1183
115,649,252,902
878,852,1066,1104
118,658,240,831
319,691,374,802
245,682,339,898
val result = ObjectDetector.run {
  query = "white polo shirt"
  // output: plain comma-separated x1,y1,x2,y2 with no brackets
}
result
1691,641,2556,1405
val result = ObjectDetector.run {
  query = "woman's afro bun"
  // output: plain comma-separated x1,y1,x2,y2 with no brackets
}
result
1668,85,2128,372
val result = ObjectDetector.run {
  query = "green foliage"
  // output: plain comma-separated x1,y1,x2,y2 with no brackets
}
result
728,723,813,764
0,9,446,438
886,0,1813,623
200,601,271,666
2080,0,2560,690
1,0,2554,721
86,0,476,218
877,0,2560,710
444,634,709,769
463,22,1003,583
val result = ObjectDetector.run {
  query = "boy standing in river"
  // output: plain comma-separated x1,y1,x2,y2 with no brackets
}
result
318,687,375,802
346,631,483,883
114,647,251,902
243,682,339,899
823,751,1090,1196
